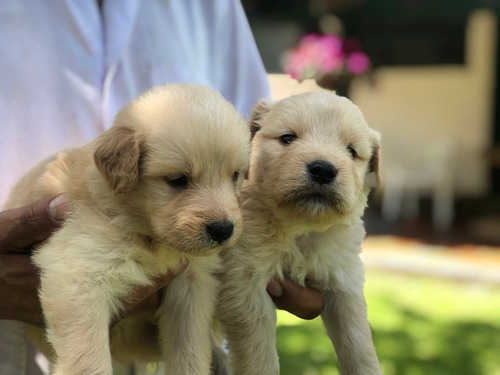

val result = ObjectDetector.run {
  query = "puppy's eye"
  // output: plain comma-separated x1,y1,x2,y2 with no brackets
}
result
280,134,297,145
232,171,240,182
165,175,189,188
347,145,358,159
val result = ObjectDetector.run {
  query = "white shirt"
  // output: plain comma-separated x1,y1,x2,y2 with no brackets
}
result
0,1,269,374
0,0,270,207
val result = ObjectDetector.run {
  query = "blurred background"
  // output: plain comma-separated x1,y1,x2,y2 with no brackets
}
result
241,0,500,374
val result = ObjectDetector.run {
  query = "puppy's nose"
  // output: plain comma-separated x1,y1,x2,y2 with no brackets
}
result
207,221,234,242
307,160,337,185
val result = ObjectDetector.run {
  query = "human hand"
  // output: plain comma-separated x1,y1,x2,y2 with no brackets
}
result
267,278,324,320
0,195,186,327
0,194,68,326
116,262,188,321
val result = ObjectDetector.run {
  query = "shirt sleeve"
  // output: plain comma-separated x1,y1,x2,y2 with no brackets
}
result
204,0,271,119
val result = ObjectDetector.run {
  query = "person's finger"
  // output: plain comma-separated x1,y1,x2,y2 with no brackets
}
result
121,262,189,318
267,278,324,320
0,253,44,326
0,194,69,251
0,254,40,286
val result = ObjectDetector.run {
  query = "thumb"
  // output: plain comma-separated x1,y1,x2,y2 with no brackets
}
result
0,194,69,251
267,278,324,320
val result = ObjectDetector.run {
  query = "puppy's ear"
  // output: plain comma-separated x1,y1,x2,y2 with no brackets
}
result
94,126,144,194
365,129,381,190
248,99,273,138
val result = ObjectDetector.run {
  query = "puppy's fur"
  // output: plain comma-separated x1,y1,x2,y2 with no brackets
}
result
3,84,250,375
217,91,382,375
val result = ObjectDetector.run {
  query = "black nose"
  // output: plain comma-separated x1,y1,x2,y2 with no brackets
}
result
207,221,234,242
307,160,337,185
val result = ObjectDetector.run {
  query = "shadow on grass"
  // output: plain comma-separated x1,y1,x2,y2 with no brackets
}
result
277,305,500,375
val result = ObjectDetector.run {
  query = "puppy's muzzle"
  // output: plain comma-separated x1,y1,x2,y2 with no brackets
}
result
206,220,234,243
307,160,337,185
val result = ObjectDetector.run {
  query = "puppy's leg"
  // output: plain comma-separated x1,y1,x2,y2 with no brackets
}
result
218,280,279,375
158,263,217,375
322,290,382,375
41,275,115,375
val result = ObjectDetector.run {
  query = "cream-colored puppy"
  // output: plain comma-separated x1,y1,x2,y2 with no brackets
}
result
217,91,382,375
3,84,250,375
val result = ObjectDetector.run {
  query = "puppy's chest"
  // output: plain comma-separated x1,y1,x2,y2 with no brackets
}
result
274,238,339,290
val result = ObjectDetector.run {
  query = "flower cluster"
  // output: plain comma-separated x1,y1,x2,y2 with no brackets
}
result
284,33,370,82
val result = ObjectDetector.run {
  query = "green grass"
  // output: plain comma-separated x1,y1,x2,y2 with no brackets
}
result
276,271,500,375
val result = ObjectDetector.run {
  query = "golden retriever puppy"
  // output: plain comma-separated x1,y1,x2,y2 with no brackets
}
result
216,91,382,375
3,84,250,375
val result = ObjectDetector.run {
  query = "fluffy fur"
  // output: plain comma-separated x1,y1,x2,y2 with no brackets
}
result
216,91,383,375
3,84,251,375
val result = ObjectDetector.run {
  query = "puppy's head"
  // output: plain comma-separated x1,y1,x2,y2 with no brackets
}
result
93,84,250,255
248,91,380,228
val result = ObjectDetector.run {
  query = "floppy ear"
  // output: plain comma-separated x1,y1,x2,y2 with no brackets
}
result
248,99,273,139
94,126,144,194
365,129,381,190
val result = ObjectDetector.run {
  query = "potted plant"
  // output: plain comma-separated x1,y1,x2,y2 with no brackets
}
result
283,33,370,96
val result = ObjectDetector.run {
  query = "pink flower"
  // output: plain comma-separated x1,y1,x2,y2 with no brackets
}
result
320,34,343,54
315,34,344,74
284,33,370,81
347,51,370,74
284,48,310,79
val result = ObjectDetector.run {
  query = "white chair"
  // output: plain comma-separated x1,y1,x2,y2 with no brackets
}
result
381,137,457,231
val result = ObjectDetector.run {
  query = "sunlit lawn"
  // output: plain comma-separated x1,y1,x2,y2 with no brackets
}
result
276,271,500,375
